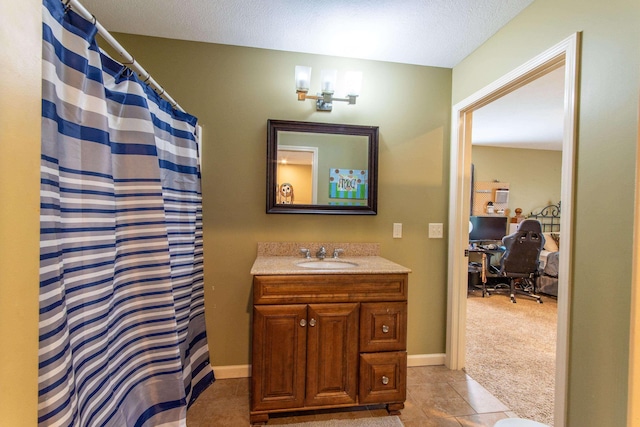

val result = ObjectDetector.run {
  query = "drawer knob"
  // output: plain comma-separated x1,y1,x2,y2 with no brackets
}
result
382,325,390,333
381,376,389,385
300,319,307,327
309,318,316,327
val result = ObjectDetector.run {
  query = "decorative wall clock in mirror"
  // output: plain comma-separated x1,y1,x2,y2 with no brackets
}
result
267,120,379,215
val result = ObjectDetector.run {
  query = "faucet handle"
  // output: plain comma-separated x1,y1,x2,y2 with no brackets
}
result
299,248,311,259
332,248,344,259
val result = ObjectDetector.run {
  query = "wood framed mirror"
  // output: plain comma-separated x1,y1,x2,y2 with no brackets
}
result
267,120,379,215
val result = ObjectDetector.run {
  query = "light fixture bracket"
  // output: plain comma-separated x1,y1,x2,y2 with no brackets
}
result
296,92,358,112
316,93,333,111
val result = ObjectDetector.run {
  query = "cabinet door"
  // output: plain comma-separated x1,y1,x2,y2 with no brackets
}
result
305,303,359,407
252,304,307,411
360,302,407,352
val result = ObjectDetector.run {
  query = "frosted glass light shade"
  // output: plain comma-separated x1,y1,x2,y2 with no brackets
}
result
295,65,311,91
345,71,363,96
320,69,337,93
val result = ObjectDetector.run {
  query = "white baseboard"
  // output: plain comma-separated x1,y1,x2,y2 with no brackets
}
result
407,353,446,366
212,364,251,379
212,354,446,379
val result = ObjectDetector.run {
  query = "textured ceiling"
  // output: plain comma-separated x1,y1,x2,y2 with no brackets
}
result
78,0,534,68
76,0,563,151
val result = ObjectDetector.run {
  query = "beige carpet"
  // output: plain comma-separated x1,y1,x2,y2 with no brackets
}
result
465,292,557,426
283,416,403,427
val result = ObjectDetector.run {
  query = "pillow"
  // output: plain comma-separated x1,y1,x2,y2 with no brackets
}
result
543,232,559,252
543,251,560,277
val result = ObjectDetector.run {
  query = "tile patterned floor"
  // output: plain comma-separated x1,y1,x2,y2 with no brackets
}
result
186,365,519,427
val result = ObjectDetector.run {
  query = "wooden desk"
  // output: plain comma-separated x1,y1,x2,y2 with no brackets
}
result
468,247,504,297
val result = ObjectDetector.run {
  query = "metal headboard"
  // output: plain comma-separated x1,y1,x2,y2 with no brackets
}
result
527,202,561,232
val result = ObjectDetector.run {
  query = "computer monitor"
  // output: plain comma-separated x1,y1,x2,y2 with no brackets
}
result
469,216,508,242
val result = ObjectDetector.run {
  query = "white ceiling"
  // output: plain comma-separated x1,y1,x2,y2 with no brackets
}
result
472,66,565,151
77,0,563,151
78,0,535,68
278,150,313,166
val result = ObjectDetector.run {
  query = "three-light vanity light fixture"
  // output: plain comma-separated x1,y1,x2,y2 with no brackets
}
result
294,65,362,112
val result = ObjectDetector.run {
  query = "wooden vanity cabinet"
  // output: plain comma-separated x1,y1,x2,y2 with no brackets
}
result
251,273,408,424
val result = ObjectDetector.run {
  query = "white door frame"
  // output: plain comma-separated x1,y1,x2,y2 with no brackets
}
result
628,76,640,427
445,33,581,427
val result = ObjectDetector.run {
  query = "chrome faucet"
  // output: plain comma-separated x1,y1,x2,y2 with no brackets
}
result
316,246,326,260
332,248,344,259
299,248,311,259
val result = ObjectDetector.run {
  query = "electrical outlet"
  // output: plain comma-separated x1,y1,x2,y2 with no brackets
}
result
429,223,443,238
393,223,402,238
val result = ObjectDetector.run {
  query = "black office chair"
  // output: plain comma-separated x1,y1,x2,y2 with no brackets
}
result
488,219,545,304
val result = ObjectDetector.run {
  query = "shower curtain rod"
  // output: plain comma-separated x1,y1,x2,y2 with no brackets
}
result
64,0,185,112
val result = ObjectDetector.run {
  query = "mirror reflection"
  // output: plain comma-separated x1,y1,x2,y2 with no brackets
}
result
277,142,318,204
267,120,379,215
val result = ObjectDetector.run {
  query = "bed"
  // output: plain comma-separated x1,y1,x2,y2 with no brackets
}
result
527,202,561,297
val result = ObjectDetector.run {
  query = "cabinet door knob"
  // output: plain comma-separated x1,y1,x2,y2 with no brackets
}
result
299,319,307,327
382,325,390,333
309,318,316,327
381,376,389,385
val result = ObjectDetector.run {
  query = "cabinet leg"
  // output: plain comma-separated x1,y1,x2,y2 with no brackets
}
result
250,413,269,425
387,402,404,415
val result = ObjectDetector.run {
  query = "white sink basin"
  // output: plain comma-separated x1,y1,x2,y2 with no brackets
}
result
296,260,358,269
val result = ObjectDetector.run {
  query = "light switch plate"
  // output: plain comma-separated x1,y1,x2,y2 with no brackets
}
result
393,223,402,238
429,223,443,238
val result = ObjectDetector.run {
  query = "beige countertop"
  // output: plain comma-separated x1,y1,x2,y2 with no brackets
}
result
250,255,411,275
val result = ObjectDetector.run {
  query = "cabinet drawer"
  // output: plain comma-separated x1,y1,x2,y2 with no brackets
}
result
358,351,407,404
360,302,407,352
253,274,408,304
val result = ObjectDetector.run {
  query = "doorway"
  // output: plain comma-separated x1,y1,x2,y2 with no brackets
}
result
446,33,581,427
277,145,319,204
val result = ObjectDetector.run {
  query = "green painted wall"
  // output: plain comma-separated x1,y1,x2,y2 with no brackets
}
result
109,34,453,365
7,1,638,423
453,0,640,425
472,146,562,216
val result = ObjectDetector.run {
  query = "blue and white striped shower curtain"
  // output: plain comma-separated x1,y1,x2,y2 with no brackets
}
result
39,0,214,425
